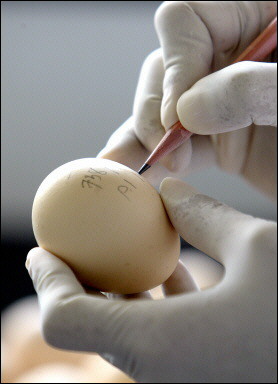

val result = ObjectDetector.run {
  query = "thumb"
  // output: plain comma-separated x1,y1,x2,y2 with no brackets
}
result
25,248,138,358
160,177,273,268
177,62,277,134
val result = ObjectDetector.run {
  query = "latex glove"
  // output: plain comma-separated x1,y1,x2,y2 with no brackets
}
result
26,177,277,383
99,1,277,198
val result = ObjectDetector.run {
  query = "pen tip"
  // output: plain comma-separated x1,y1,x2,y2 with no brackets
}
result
138,163,151,175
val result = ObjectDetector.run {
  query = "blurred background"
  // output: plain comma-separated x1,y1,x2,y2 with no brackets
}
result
1,1,277,382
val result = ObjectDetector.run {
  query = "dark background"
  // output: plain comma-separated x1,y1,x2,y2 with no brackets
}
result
2,1,276,312
1,238,37,310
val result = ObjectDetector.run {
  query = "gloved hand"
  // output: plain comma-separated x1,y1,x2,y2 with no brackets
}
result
99,1,277,199
26,177,277,383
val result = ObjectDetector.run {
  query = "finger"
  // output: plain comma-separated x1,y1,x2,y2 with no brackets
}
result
154,1,276,130
240,126,277,200
154,1,213,129
26,247,87,309
25,247,136,356
162,260,199,296
97,117,163,185
185,134,216,175
183,1,276,66
133,49,192,172
210,124,277,201
177,62,277,134
160,177,273,268
133,49,165,153
97,117,150,170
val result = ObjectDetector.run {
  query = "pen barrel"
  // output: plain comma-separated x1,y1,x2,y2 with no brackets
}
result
234,17,277,63
146,122,193,165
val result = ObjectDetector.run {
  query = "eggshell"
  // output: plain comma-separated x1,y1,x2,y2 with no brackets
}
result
32,158,180,293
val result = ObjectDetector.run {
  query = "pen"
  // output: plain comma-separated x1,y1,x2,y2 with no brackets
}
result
138,17,277,175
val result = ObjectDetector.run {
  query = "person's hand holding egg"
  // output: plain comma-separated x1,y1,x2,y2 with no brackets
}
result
32,158,180,294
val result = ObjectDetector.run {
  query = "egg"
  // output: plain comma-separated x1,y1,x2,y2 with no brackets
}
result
32,158,180,293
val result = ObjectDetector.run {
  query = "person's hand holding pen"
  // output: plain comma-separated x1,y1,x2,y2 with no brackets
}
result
99,1,277,199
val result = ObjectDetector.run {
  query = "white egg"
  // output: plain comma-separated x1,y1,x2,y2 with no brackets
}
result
32,158,180,293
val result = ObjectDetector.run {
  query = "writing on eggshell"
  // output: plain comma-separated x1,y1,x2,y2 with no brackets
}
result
32,158,180,294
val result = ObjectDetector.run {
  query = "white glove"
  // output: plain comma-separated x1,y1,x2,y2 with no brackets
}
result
26,177,277,383
99,1,277,199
